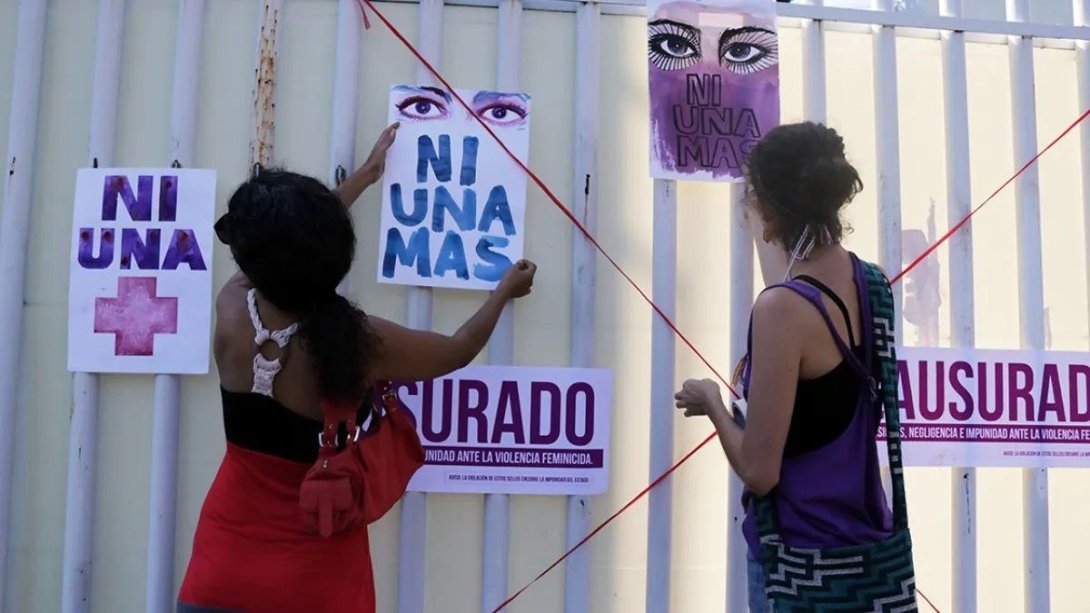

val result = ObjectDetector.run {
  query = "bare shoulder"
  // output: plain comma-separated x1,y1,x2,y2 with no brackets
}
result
366,314,396,336
753,286,812,322
214,274,252,346
751,286,819,344
215,273,249,318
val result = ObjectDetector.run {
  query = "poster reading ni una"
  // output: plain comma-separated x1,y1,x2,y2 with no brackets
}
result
377,85,532,291
67,168,216,374
884,347,1090,469
394,365,613,496
647,0,780,181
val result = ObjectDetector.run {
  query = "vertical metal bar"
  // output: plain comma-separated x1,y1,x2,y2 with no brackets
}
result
251,0,282,170
725,185,752,613
0,0,47,606
168,0,204,170
939,2,977,611
481,1,521,610
799,0,827,123
62,2,126,611
871,0,901,509
331,0,361,298
1005,2,1051,610
329,0,360,191
145,2,205,612
645,179,676,613
872,0,903,330
1076,0,1090,343
398,2,442,611
63,377,100,613
565,4,599,612
146,376,181,613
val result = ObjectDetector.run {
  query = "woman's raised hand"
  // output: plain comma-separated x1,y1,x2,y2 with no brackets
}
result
496,259,537,299
361,122,400,184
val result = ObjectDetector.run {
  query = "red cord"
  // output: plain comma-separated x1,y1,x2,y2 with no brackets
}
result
354,2,1090,611
891,107,1090,287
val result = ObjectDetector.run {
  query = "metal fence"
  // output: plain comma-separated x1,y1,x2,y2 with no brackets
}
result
0,0,1088,612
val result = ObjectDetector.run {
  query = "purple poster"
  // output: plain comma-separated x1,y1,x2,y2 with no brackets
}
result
884,347,1090,468
647,0,780,181
393,366,613,495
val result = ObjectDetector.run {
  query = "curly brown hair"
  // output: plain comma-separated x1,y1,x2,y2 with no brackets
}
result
745,122,863,250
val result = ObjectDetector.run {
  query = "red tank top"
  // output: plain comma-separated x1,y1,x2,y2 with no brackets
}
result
178,388,423,612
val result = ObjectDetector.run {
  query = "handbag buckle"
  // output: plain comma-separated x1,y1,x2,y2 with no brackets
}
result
318,425,362,447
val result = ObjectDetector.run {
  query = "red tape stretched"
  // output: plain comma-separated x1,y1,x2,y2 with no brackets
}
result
354,1,1089,611
891,106,1090,286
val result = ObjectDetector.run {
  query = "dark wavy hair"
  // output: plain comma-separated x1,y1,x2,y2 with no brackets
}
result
745,122,863,249
216,169,377,402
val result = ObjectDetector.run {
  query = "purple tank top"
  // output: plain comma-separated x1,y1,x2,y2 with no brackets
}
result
741,253,893,555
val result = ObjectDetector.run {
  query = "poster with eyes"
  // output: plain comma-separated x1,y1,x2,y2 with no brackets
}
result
377,85,532,291
647,0,780,182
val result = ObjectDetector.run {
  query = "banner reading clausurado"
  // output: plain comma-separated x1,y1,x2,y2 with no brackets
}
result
881,347,1090,468
392,366,613,495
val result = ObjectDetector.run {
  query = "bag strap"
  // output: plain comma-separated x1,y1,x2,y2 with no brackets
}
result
316,382,400,458
860,261,910,531
317,399,360,459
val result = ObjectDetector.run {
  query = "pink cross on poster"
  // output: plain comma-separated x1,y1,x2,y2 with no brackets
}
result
67,168,216,374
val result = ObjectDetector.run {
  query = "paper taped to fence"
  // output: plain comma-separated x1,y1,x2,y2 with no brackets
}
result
377,85,531,290
883,347,1090,468
647,0,780,181
395,365,613,495
67,168,216,374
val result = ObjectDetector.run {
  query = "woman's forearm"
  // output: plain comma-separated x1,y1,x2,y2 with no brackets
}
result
449,290,510,364
707,399,747,479
334,162,380,209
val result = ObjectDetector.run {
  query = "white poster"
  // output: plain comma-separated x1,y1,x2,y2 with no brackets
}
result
67,168,216,374
376,84,531,291
394,365,613,495
883,347,1090,468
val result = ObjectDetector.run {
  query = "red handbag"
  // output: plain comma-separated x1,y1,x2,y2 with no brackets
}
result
299,383,425,537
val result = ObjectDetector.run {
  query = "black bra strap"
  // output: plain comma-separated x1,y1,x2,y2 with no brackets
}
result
793,275,856,347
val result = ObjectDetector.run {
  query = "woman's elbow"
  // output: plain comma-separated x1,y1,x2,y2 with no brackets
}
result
441,343,476,374
741,468,779,497
453,352,474,371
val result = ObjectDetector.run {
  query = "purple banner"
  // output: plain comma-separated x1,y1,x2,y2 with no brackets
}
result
887,423,1090,444
423,445,605,468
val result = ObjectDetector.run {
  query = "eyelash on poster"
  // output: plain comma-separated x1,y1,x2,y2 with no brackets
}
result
476,100,528,120
395,95,449,118
719,30,778,75
647,21,701,71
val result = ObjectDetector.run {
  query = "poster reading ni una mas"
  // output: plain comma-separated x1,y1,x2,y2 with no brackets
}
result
394,366,613,496
67,168,216,374
647,0,780,181
377,85,532,291
884,347,1090,469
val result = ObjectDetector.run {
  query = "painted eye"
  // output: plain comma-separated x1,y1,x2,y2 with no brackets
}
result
478,102,527,127
719,28,778,75
647,21,702,71
723,42,763,63
652,35,697,59
396,96,449,121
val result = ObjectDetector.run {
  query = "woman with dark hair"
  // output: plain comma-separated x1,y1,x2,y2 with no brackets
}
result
177,125,537,613
675,122,915,611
